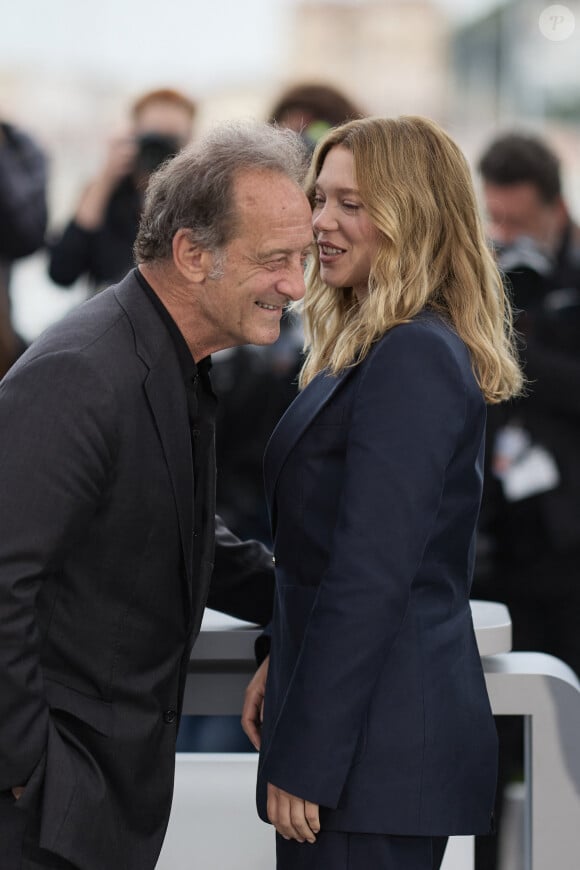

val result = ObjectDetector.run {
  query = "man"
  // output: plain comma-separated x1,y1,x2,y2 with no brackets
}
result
476,131,580,666
0,118,47,376
478,132,580,305
474,131,580,870
0,121,313,870
48,87,196,292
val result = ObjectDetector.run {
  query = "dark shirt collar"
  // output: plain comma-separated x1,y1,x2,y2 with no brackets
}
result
134,267,211,380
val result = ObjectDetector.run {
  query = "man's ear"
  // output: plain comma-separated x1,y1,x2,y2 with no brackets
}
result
172,229,215,283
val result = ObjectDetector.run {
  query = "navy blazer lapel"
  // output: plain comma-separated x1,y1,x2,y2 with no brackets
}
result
264,369,350,531
115,275,194,601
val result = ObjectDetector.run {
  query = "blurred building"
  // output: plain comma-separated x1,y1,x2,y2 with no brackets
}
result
286,0,450,119
451,0,580,126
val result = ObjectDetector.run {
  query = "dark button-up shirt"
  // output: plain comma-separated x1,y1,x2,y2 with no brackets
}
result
135,267,217,582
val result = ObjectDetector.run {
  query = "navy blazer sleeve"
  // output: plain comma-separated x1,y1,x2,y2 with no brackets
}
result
261,323,469,807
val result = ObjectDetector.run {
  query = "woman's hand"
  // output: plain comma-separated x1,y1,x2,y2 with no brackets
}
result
267,782,320,843
241,655,269,750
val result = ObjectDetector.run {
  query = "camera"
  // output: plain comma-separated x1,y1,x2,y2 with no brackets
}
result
494,235,554,313
133,132,181,176
494,235,553,277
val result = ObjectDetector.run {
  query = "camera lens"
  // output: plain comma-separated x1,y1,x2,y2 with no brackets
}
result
134,133,181,175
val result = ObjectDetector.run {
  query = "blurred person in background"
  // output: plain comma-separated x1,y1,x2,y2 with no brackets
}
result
0,118,47,378
474,131,580,870
476,131,580,677
213,82,365,545
48,87,195,293
269,81,364,154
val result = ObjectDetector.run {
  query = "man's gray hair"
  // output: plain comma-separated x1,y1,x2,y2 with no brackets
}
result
134,120,308,263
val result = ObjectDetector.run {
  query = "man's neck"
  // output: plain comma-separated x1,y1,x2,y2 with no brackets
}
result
138,263,218,362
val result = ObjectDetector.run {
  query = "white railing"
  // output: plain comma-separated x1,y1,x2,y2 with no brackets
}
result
157,604,580,870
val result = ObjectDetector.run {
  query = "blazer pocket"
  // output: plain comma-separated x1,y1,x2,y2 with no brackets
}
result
44,678,112,737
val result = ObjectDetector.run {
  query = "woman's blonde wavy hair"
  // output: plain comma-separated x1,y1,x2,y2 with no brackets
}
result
299,115,523,403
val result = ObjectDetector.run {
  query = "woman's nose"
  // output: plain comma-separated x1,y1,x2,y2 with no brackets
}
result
312,203,338,233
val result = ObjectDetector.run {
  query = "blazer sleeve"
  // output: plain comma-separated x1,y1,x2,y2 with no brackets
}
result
48,220,95,287
208,516,274,627
0,350,118,789
260,323,469,807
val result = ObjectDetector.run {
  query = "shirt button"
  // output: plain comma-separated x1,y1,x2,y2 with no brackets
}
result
272,555,278,566
163,709,177,724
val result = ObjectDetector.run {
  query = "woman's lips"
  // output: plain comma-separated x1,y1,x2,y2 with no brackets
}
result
318,242,346,262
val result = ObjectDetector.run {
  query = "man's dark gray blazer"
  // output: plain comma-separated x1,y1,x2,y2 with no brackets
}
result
0,271,274,869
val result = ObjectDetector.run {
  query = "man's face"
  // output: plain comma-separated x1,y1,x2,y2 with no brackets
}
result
482,181,565,254
134,100,194,148
199,170,313,350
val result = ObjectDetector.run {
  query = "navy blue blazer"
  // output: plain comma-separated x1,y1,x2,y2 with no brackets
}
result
257,311,497,836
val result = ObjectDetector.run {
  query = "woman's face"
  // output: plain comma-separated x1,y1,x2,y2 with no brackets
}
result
312,145,380,302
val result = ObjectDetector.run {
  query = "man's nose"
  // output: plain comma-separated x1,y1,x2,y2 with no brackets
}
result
277,263,306,301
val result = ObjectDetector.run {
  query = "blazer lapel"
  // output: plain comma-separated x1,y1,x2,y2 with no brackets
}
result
144,366,194,599
115,275,194,605
264,369,350,533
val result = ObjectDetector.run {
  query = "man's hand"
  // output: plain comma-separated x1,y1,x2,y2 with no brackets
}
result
241,656,269,750
267,782,320,843
11,786,25,800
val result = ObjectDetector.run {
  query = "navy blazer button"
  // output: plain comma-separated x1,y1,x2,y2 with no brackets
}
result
272,555,277,566
163,709,177,724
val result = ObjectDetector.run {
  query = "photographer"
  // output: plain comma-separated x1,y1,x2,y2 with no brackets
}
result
48,87,195,292
474,131,580,870
476,131,580,658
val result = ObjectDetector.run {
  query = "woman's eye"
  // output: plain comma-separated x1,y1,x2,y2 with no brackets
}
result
343,201,360,211
312,195,325,207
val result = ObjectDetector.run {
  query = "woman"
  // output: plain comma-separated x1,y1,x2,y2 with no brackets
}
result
242,116,522,870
